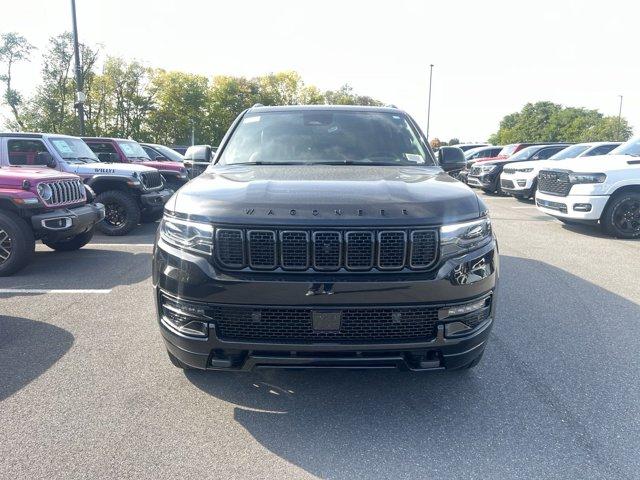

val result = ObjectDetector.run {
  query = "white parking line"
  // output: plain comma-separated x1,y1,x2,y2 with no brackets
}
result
0,289,112,294
89,243,154,247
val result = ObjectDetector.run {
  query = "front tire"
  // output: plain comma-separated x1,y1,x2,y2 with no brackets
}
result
43,228,94,251
601,192,640,239
95,190,141,236
0,210,35,277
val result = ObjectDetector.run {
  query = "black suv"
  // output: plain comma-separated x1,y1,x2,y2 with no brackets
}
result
152,105,498,372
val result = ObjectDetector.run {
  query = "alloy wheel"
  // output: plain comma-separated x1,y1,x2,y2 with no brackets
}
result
613,199,640,235
0,228,12,265
104,202,127,227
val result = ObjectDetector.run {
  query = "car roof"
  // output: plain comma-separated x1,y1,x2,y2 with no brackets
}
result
0,132,79,139
82,137,133,142
247,104,405,115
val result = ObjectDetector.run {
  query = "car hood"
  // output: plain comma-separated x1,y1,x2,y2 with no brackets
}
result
0,166,78,188
541,154,635,172
68,162,158,176
504,160,547,171
141,160,184,173
168,165,482,226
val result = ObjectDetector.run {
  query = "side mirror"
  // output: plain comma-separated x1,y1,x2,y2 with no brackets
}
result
204,146,213,162
438,146,466,173
155,155,167,161
98,152,121,163
37,151,56,168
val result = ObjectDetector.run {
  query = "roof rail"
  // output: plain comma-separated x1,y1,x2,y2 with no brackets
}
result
385,104,398,109
252,103,265,108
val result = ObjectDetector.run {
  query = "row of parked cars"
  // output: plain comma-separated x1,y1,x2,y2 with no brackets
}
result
454,138,640,239
0,132,199,276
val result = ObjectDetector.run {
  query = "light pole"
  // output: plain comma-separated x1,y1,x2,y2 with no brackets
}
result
426,64,434,140
70,0,85,135
617,95,623,141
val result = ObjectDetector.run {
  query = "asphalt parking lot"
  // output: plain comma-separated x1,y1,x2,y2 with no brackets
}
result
1,192,639,480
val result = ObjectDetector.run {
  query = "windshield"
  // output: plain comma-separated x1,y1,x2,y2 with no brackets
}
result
154,145,184,162
117,140,150,160
508,145,540,161
217,110,434,166
498,144,518,157
609,137,640,157
463,146,484,159
548,144,589,161
50,137,99,163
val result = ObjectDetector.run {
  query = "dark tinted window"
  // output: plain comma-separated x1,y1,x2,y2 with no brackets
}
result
219,111,433,166
87,142,117,154
534,146,566,160
142,146,160,159
587,144,618,156
7,139,50,166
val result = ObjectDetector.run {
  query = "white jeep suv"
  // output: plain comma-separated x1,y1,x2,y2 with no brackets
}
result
535,137,640,238
501,142,620,199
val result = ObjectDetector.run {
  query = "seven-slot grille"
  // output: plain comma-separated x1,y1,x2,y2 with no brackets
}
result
40,179,85,207
140,171,163,189
215,227,438,272
538,170,572,196
470,166,482,176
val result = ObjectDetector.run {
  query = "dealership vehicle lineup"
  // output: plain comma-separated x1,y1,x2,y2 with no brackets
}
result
1,106,640,477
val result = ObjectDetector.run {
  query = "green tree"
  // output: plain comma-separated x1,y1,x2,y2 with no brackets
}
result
146,69,209,144
448,138,460,145
489,101,633,144
324,84,383,106
88,57,152,138
21,32,98,134
0,33,35,129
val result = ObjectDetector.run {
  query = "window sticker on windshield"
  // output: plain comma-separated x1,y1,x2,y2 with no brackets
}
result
243,116,260,124
52,140,73,155
120,143,135,155
405,153,425,164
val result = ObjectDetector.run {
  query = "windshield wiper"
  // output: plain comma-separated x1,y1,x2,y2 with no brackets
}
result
231,161,310,166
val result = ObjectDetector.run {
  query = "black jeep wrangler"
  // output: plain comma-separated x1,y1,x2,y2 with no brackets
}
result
152,105,498,372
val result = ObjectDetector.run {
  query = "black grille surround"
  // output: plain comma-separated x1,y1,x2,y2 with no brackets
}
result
500,179,515,189
207,301,492,344
140,171,163,190
214,226,439,273
538,170,572,197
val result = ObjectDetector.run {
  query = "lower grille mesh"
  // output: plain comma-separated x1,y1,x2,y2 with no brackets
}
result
209,302,491,343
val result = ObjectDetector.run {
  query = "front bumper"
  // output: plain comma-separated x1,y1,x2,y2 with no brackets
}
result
30,203,105,240
467,173,497,190
152,238,499,371
500,174,535,196
140,188,174,209
535,191,609,221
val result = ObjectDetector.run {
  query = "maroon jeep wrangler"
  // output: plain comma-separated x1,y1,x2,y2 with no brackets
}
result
0,166,104,276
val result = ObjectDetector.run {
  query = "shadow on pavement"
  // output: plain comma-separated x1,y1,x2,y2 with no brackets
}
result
0,248,152,295
0,316,74,401
92,221,159,245
185,255,640,479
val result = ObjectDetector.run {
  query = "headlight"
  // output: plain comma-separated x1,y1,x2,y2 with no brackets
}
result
517,168,534,173
159,216,213,255
568,172,606,184
480,165,497,173
440,217,492,257
37,183,53,201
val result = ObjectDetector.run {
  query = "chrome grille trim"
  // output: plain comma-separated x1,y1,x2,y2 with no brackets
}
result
40,179,85,207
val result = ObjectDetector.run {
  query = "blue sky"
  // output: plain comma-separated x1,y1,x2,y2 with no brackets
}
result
1,0,638,142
